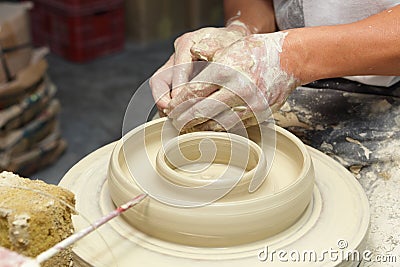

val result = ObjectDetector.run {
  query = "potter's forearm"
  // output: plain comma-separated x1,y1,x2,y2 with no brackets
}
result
224,0,276,33
281,5,400,84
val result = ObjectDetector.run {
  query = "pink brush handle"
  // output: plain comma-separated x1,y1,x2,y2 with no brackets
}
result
35,193,147,264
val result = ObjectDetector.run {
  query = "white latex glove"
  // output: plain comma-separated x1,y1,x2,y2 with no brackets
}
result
150,21,251,114
167,32,300,132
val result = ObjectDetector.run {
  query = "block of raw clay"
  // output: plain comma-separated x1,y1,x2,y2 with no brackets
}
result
0,171,75,267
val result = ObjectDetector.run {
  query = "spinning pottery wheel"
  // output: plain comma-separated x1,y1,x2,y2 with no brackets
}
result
59,118,369,267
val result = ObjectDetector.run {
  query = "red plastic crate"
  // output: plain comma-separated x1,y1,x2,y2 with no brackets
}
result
34,0,123,15
30,2,50,47
50,34,124,62
30,1,125,62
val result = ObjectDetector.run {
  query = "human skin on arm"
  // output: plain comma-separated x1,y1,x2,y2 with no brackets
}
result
283,5,400,84
224,0,276,34
168,5,400,131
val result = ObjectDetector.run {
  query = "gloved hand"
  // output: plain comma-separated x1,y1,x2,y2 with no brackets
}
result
150,21,251,115
167,32,300,132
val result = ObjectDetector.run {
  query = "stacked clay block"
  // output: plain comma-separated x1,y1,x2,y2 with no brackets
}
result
0,171,75,267
0,3,66,176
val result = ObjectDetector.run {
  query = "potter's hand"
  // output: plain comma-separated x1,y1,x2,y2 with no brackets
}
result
168,32,300,132
150,21,251,114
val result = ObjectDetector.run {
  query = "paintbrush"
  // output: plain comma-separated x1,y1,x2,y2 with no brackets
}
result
0,193,147,267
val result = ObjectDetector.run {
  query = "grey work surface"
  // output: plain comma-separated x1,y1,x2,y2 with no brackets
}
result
275,85,400,266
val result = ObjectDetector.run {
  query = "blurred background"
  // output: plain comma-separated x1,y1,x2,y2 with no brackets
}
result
0,0,224,183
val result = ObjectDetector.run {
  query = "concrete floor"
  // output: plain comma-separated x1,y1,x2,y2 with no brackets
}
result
33,41,172,184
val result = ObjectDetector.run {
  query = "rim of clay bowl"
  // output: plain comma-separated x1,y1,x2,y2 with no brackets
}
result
110,118,313,208
221,125,313,207
155,131,268,191
107,119,315,247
